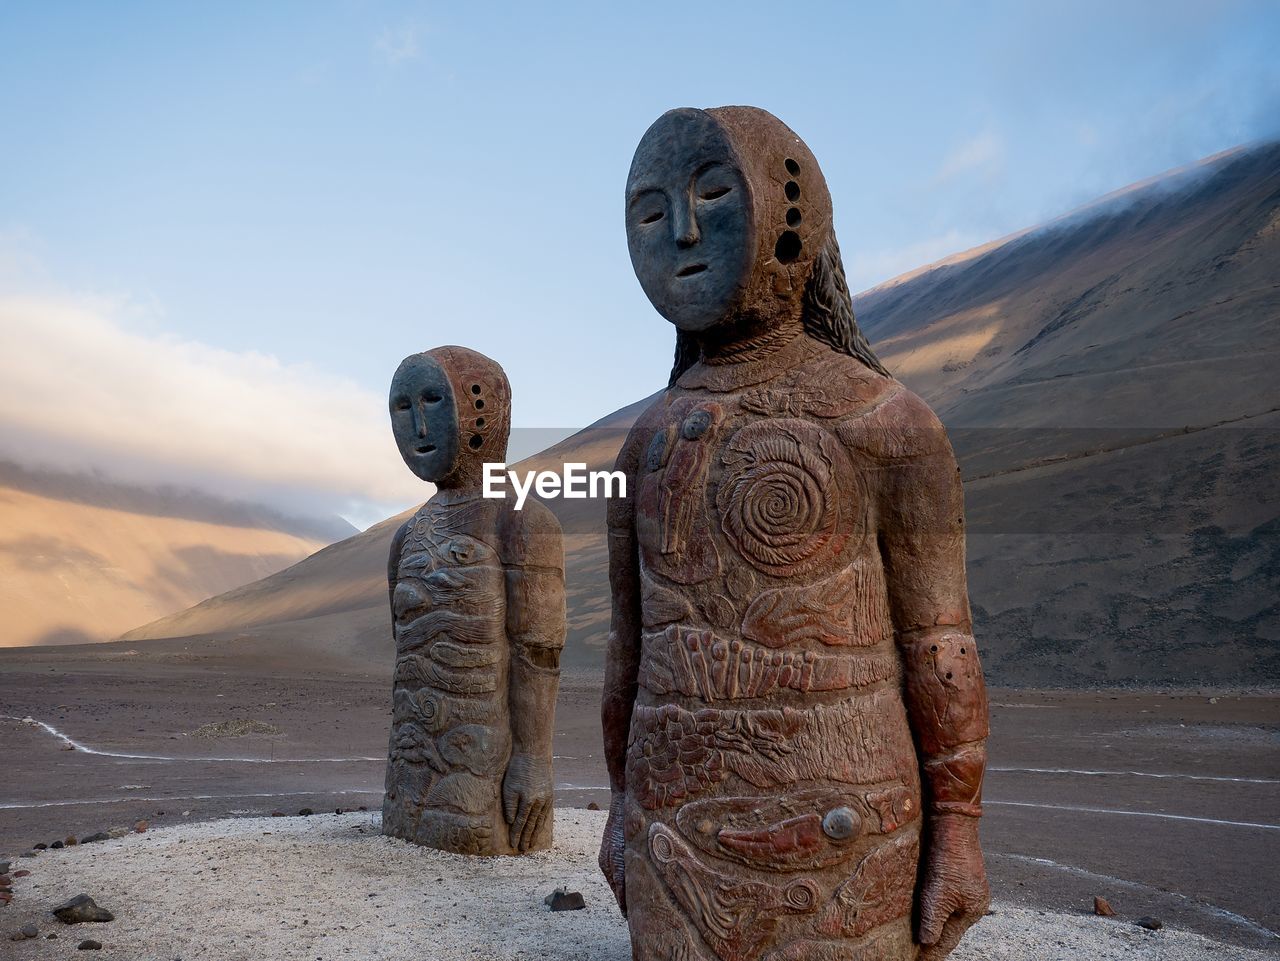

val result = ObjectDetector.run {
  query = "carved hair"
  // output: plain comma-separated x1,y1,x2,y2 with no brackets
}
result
668,233,890,386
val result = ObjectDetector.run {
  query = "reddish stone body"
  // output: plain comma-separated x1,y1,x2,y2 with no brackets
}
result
601,108,990,961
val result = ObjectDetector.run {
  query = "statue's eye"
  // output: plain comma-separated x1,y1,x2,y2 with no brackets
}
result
423,393,442,404
395,400,411,412
699,185,731,201
639,210,664,225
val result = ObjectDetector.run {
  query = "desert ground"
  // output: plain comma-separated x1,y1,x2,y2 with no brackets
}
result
1,810,1276,961
1,653,1276,954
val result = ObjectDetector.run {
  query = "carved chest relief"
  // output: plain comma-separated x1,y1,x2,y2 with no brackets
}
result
635,390,886,667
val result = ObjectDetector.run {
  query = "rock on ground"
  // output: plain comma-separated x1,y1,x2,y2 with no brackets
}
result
0,810,1270,960
189,718,282,738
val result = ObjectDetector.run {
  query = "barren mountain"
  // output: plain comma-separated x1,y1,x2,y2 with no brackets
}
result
0,461,353,648
114,143,1280,686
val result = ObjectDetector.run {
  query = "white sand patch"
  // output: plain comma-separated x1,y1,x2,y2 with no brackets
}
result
1,810,1268,960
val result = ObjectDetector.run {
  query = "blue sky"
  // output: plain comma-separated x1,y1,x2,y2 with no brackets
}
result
1,0,1277,525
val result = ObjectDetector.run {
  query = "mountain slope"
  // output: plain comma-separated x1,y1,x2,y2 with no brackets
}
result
857,142,1280,685
116,143,1280,686
0,463,351,647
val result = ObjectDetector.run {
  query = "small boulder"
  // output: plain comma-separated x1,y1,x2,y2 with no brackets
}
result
65,837,77,847
586,801,600,811
13,871,31,879
1093,896,1115,916
0,862,8,874
133,821,148,834
77,938,102,950
106,828,128,840
298,808,314,817
32,844,46,851
50,841,63,850
52,895,115,924
20,922,38,938
80,833,109,845
544,887,586,912
271,811,285,818
1136,916,1163,931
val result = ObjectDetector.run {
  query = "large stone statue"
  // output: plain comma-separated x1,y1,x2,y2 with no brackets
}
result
599,108,990,960
383,345,565,856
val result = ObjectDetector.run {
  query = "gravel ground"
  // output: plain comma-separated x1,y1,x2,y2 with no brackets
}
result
0,810,1269,960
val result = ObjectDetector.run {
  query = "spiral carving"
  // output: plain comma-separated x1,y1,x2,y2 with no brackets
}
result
650,827,676,863
718,421,842,576
414,690,446,733
783,879,820,912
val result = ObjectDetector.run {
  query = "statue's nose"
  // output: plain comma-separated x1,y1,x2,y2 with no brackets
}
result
673,198,700,249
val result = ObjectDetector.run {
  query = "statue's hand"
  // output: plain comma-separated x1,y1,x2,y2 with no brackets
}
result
917,813,989,960
501,752,552,852
598,792,627,916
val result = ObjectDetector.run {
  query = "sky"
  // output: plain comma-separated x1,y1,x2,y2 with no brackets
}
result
1,0,1278,528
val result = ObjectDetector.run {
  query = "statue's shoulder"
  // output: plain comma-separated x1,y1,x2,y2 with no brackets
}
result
498,497,564,569
835,378,952,461
387,515,414,578
617,391,675,468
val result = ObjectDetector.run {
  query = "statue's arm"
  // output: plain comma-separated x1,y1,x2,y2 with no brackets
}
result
387,519,411,627
501,504,566,851
599,427,644,913
875,391,990,957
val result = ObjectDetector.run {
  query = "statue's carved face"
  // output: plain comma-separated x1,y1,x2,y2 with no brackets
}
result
389,355,459,483
626,109,754,333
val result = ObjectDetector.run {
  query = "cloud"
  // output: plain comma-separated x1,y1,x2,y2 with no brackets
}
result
932,131,1006,186
374,23,421,66
0,290,426,527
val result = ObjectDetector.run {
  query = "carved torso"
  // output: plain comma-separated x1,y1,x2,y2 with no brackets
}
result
383,494,516,855
621,337,927,961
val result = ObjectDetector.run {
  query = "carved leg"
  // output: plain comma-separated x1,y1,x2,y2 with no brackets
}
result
625,843,711,961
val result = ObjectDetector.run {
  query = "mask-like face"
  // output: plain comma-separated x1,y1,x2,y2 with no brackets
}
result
390,355,459,483
626,109,754,333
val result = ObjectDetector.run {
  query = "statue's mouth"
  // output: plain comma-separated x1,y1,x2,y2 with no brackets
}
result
676,263,708,278
415,444,436,455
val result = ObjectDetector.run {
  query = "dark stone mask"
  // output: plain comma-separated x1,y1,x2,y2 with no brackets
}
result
626,106,834,333
390,354,459,484
626,108,754,333
390,345,511,487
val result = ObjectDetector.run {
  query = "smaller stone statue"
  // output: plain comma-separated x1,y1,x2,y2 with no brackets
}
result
382,345,565,855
